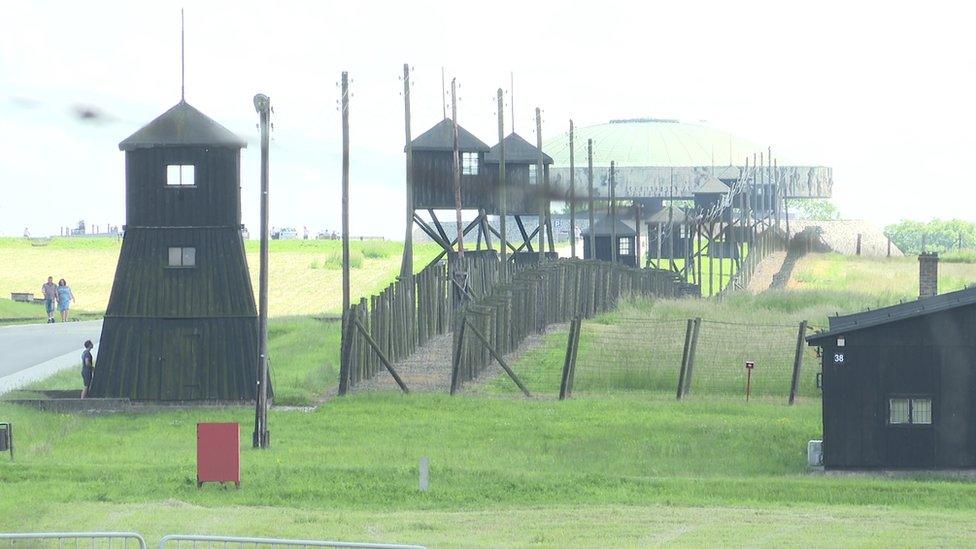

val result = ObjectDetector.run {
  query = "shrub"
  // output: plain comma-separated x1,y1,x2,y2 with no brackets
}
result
360,240,392,259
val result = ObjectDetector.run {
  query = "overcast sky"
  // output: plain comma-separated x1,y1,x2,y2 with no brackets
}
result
2,0,974,238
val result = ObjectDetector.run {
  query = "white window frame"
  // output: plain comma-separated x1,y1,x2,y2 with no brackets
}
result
618,237,632,256
167,246,197,268
461,152,479,176
889,396,932,425
528,164,538,185
166,164,196,187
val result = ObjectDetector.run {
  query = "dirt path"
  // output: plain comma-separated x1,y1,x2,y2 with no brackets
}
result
353,333,455,393
745,251,787,293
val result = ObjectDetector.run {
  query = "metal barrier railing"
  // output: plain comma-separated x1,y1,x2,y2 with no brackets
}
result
157,535,425,549
0,532,147,548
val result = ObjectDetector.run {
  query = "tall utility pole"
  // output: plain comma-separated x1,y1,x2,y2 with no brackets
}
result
341,73,351,314
400,64,413,278
451,78,463,260
497,88,507,266
610,161,617,264
569,120,576,259
252,93,271,449
535,107,545,264
587,139,595,261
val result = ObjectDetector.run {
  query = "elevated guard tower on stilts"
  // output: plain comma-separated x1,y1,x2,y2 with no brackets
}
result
484,133,556,263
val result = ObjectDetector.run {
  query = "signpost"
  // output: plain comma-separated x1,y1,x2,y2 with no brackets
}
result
745,361,755,401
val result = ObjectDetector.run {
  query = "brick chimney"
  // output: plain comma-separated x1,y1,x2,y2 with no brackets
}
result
919,252,939,299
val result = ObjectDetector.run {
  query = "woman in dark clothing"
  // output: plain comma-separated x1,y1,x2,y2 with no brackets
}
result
81,340,95,398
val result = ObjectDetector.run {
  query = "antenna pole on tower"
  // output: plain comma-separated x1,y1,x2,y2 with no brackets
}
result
510,72,515,132
441,67,447,119
180,9,185,100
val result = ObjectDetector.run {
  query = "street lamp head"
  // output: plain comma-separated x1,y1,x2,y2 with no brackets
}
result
253,94,270,114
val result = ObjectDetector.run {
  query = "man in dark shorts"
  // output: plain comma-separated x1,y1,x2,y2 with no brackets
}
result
81,340,95,398
41,276,58,324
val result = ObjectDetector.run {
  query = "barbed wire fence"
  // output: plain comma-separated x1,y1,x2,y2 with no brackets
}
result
556,316,819,403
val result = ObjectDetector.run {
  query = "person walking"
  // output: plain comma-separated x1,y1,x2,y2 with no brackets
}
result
41,276,58,323
56,278,74,322
80,340,95,399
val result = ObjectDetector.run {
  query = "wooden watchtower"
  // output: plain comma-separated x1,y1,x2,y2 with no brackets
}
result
483,133,555,261
89,100,259,401
408,120,556,265
408,118,494,264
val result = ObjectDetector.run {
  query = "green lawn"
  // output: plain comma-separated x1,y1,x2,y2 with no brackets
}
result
3,394,976,544
5,252,976,545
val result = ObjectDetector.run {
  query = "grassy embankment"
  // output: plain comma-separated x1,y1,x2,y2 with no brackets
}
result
4,251,976,544
0,237,440,319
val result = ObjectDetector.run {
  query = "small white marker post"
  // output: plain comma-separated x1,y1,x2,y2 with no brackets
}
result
419,456,429,492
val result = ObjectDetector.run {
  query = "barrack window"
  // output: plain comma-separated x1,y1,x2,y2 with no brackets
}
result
889,397,931,425
529,164,538,185
462,152,479,176
618,238,632,256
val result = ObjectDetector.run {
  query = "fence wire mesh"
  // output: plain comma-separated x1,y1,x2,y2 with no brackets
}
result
560,316,818,401
689,320,817,398
572,318,688,392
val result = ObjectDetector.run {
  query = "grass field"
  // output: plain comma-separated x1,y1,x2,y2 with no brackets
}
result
4,394,976,544
790,252,976,299
0,237,439,318
5,250,976,545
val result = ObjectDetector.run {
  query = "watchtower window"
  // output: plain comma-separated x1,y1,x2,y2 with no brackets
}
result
167,165,195,187
528,164,538,185
167,246,196,268
461,152,479,176
889,397,932,425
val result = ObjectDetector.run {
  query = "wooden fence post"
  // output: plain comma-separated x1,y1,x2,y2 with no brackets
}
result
559,317,581,400
856,233,862,256
683,317,702,396
788,320,808,405
676,318,694,400
338,307,355,396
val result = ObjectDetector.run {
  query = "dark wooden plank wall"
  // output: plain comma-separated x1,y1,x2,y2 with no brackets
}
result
105,228,256,317
91,317,258,400
820,307,976,468
412,151,545,214
125,147,242,228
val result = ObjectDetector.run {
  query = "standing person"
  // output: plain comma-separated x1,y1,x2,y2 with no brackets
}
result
56,278,74,322
80,340,95,398
41,276,58,323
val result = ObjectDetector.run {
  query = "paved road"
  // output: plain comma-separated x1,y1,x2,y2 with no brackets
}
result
0,320,103,378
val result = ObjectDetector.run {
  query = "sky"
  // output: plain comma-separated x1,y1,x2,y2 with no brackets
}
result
1,0,975,239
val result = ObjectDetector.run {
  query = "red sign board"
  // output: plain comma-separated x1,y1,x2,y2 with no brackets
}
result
745,361,755,370
197,422,240,488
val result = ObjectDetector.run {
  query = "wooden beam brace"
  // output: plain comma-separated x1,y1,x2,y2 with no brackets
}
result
351,316,410,394
464,317,532,397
